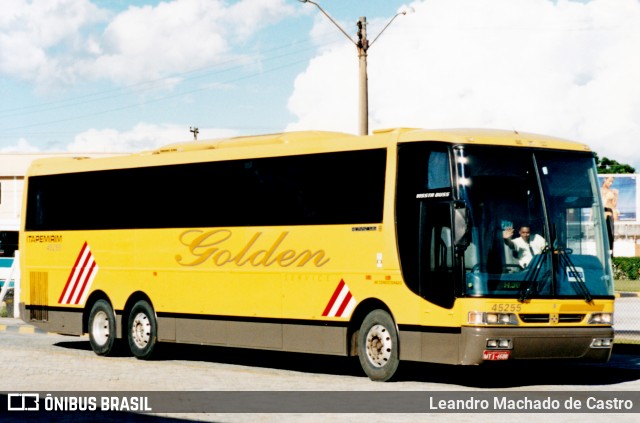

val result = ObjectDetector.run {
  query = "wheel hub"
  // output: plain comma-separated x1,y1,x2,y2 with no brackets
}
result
92,310,110,346
365,324,392,367
131,312,151,349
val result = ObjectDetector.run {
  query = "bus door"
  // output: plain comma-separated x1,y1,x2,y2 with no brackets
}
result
396,143,459,309
417,200,456,309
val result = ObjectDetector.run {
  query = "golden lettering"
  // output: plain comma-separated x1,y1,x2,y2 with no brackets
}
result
233,232,262,266
283,273,331,282
214,250,233,266
275,250,297,267
176,229,232,266
294,250,330,267
176,229,331,268
251,232,289,266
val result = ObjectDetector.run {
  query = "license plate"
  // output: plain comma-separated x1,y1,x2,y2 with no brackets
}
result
483,350,511,361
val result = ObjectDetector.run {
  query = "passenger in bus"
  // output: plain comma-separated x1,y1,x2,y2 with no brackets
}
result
502,225,546,268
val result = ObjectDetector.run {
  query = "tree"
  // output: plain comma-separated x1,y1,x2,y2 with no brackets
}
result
594,153,636,174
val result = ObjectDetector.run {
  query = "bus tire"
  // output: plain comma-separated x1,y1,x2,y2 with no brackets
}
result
127,300,157,360
357,309,400,381
88,299,117,356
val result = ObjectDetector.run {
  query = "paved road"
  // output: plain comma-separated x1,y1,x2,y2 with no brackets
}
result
1,318,639,423
614,295,640,340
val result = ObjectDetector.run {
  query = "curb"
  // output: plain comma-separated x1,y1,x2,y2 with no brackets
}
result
616,291,640,298
0,324,47,335
0,318,48,335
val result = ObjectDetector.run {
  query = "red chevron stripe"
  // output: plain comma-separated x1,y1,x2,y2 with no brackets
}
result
58,242,88,304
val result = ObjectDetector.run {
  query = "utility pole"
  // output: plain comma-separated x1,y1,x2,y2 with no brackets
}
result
190,126,199,141
357,17,368,136
299,0,410,135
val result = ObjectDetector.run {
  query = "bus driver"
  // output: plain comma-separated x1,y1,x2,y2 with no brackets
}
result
502,225,546,268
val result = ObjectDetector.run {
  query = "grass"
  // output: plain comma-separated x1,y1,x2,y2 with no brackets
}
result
615,279,640,292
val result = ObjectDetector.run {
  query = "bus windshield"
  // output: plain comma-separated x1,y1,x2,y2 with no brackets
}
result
458,146,614,300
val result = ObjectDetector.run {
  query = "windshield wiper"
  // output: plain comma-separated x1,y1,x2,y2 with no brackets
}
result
518,251,548,302
557,247,593,303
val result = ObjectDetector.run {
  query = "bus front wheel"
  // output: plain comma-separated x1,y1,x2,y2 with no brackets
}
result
357,309,400,381
127,300,158,359
88,299,117,356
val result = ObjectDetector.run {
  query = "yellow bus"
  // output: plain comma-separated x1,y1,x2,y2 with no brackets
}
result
19,128,615,381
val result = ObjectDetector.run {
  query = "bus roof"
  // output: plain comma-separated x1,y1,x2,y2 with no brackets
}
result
391,127,591,151
26,128,592,176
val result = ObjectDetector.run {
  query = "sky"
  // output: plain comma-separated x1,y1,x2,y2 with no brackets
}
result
1,0,639,169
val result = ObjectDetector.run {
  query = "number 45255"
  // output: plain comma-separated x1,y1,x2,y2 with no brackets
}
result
491,304,522,312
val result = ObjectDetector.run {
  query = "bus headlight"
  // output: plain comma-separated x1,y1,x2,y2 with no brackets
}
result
468,312,519,325
588,313,613,325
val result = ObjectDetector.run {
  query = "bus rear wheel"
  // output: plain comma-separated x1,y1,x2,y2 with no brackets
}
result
357,309,400,381
127,300,158,359
88,299,116,356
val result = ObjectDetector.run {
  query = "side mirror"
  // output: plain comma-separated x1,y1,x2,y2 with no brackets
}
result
453,201,470,250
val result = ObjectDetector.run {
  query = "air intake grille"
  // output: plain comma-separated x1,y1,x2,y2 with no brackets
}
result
519,314,549,323
29,272,48,321
519,314,585,324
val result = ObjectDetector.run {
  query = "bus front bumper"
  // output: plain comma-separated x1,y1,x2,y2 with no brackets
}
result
459,326,614,365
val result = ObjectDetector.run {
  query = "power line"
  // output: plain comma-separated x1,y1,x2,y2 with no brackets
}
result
0,35,338,122
0,56,313,133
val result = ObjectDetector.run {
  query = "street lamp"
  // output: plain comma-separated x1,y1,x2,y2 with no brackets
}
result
299,0,410,135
